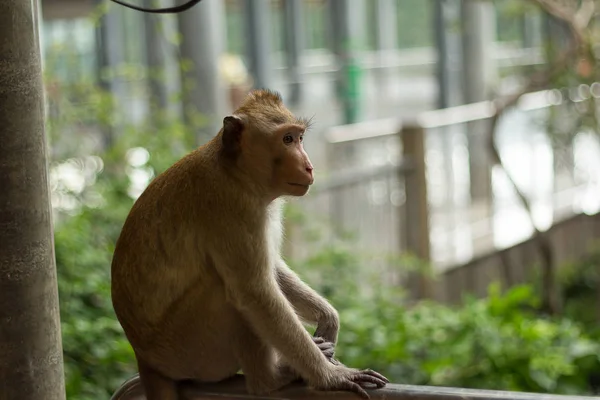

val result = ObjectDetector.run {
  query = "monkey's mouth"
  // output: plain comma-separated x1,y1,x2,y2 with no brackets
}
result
288,182,311,188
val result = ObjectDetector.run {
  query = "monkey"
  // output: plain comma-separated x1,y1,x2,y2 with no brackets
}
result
110,89,389,400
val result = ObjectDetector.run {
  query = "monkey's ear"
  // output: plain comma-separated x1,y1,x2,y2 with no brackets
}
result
222,115,244,158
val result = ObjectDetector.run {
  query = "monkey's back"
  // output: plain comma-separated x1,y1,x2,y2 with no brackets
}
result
111,142,232,349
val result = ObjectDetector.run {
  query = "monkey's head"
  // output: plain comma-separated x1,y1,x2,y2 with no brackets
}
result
220,89,315,199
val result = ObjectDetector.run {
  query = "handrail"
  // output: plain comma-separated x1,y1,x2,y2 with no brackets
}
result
325,117,401,144
310,162,412,194
111,374,599,400
324,88,572,144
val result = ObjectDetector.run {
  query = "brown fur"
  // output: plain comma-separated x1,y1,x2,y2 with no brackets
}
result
111,89,388,400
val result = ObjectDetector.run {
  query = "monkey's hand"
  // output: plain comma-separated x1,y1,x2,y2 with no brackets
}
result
312,336,336,361
280,337,339,384
312,365,389,399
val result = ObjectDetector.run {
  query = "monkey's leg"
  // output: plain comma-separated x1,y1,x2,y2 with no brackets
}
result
137,357,179,400
234,323,299,395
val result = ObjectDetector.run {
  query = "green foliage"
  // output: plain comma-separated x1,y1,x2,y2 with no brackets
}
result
55,205,136,399
558,243,600,334
45,59,198,397
316,271,599,395
285,208,600,396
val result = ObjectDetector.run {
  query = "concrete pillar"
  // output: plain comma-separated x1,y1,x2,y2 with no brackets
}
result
0,1,66,399
461,0,496,104
95,1,126,147
143,0,182,118
244,0,273,90
461,0,497,248
461,0,496,194
96,2,126,93
522,8,542,48
433,0,464,108
178,0,228,144
284,0,304,105
375,0,397,51
374,0,397,98
329,0,365,123
432,0,463,216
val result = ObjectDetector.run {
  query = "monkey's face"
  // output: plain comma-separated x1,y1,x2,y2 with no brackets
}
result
221,115,314,199
269,123,314,197
221,89,316,199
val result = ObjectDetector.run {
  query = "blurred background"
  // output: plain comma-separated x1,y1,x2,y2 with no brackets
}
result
38,0,600,398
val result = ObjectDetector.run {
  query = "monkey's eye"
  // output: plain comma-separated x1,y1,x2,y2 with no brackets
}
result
299,135,304,143
283,135,294,144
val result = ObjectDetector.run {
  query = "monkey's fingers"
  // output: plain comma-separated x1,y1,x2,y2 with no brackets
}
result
320,347,335,359
316,341,334,351
312,337,325,344
351,372,387,389
360,369,389,384
334,380,370,399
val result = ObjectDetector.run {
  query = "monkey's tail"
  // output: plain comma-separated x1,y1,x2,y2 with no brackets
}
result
110,374,143,400
136,358,181,400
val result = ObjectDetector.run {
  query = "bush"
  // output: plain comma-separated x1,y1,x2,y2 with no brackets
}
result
55,200,137,399
337,284,599,395
292,240,600,396
47,78,197,398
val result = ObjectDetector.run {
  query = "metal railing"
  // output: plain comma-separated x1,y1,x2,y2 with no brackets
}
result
286,87,600,283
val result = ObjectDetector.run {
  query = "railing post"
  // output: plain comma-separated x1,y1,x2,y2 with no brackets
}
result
401,123,432,299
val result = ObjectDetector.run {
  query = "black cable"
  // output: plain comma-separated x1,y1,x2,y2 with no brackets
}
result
109,0,203,14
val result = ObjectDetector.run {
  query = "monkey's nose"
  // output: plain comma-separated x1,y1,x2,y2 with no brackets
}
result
306,165,314,177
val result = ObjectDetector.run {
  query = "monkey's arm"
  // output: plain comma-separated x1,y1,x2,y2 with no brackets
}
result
209,224,388,397
210,229,334,382
275,262,340,344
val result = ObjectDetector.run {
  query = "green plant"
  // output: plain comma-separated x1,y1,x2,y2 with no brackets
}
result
557,243,600,332
331,281,600,395
285,198,600,396
45,63,198,397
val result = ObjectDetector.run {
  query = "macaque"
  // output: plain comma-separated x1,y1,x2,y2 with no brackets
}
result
111,89,388,400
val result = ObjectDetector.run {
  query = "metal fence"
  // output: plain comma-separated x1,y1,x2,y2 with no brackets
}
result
285,87,600,294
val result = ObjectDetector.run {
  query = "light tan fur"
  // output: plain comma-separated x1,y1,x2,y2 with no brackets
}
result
111,89,388,400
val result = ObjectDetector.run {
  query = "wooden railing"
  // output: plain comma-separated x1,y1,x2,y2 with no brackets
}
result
296,87,597,269
280,87,600,302
319,118,430,263
111,374,599,400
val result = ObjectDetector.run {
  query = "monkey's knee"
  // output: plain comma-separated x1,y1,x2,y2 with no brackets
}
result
245,367,297,396
235,336,294,394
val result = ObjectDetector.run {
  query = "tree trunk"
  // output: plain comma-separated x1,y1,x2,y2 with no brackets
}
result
0,1,66,399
